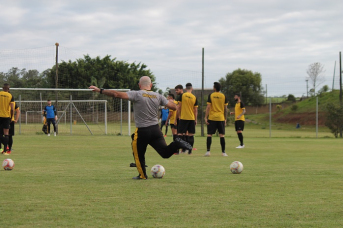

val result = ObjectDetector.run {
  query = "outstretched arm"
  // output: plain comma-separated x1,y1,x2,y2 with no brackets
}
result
89,86,129,100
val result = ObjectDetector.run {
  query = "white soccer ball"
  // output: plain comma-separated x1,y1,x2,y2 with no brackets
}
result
230,161,243,174
2,158,15,171
151,164,165,178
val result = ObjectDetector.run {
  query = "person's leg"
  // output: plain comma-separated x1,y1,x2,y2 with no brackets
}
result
8,136,13,151
165,123,168,136
52,119,56,132
150,125,191,158
2,129,9,153
235,121,244,148
132,128,149,179
47,119,51,135
218,121,227,155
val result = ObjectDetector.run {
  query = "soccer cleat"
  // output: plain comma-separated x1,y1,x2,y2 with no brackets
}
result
193,148,198,151
236,145,245,149
222,152,228,156
54,132,56,136
132,175,147,180
173,152,179,155
48,134,50,136
174,138,193,151
4,150,11,155
204,151,211,157
164,135,167,137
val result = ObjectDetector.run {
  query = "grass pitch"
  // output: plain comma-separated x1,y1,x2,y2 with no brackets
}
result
1,134,343,227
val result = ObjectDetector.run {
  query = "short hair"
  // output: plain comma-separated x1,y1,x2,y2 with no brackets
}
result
3,83,10,90
168,93,175,99
234,93,240,97
47,99,51,102
213,82,221,92
185,82,192,90
175,84,183,90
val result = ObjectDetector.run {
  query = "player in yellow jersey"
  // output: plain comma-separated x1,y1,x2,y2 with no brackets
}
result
3,100,20,155
230,93,246,148
204,82,228,156
0,83,14,154
177,83,198,154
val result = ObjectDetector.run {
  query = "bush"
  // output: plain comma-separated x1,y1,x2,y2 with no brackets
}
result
291,104,298,112
325,103,343,138
276,105,282,112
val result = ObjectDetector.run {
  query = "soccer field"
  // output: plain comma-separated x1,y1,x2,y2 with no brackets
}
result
1,134,343,227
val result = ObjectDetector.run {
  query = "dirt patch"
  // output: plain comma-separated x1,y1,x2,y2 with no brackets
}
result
273,112,327,126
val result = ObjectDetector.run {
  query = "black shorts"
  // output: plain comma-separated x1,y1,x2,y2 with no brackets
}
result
207,120,225,135
9,122,15,135
47,118,56,125
235,120,245,131
170,124,177,129
178,119,195,134
0,117,11,129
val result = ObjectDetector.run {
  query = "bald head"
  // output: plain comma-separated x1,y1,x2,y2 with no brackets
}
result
139,76,152,90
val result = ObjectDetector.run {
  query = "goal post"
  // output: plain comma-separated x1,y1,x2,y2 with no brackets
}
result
10,88,131,136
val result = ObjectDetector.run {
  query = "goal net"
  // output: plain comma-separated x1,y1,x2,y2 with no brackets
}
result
11,88,132,136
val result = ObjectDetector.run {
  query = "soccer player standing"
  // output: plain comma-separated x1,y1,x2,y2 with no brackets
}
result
177,83,198,154
0,83,14,154
89,76,192,180
230,93,246,148
43,100,57,136
204,82,228,156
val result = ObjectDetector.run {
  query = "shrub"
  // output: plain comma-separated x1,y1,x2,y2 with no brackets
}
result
291,104,298,112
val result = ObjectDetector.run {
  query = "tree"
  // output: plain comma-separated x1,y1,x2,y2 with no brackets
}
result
318,85,329,95
306,62,325,95
325,103,343,138
219,68,264,106
287,94,296,103
44,55,157,91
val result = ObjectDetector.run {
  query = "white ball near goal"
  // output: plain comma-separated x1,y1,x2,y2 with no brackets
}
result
2,159,15,170
230,161,243,174
151,164,165,178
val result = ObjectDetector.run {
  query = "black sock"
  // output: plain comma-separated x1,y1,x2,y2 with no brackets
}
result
173,135,176,141
3,135,9,152
0,134,2,149
182,135,187,152
8,136,13,150
165,126,168,135
206,137,212,151
238,133,243,146
187,136,194,147
220,137,225,153
53,124,56,132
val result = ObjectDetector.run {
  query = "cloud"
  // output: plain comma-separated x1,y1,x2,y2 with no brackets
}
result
0,0,342,95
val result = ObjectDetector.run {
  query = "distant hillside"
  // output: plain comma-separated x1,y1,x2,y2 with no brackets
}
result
273,90,340,126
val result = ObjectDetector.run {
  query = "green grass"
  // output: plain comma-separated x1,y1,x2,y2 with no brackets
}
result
1,133,343,227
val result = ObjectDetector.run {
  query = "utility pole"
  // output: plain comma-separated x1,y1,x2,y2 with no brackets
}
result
340,51,342,106
201,48,204,137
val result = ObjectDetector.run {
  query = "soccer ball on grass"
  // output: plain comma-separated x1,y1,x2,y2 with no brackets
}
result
2,158,15,170
230,161,243,174
151,164,165,178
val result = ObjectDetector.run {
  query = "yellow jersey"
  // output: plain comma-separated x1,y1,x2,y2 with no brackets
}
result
179,92,198,120
207,92,228,121
0,91,14,118
169,100,178,124
10,102,19,121
235,102,245,121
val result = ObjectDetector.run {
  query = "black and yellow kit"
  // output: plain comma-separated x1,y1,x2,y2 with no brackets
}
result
169,100,178,125
0,91,14,129
235,102,245,131
207,92,228,135
178,92,198,134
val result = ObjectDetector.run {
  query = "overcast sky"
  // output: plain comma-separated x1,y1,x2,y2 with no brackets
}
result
1,0,342,96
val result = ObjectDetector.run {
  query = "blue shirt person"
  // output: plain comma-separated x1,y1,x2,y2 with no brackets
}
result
43,100,57,136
